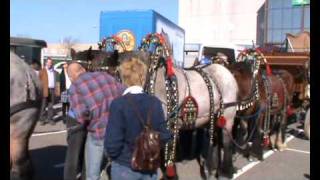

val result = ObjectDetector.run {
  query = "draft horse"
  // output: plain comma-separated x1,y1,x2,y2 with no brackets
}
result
10,52,42,180
227,49,294,161
116,33,239,179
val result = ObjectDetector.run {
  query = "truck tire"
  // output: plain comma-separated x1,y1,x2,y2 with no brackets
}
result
304,108,310,139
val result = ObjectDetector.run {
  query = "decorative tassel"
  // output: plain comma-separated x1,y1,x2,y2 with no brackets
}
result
166,57,175,78
217,116,226,128
287,105,294,116
263,136,270,148
266,63,272,76
166,163,176,177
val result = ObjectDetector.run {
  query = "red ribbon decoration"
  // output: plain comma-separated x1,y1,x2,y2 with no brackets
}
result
166,163,176,177
166,57,175,78
266,63,272,76
286,105,294,116
217,116,226,128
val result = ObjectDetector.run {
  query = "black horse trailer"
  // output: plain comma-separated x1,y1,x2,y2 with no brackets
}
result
10,37,47,65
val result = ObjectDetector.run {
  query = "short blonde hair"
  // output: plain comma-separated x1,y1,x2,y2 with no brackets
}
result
119,57,147,87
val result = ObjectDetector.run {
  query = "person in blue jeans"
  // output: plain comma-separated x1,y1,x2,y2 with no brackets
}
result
67,62,125,180
104,57,172,180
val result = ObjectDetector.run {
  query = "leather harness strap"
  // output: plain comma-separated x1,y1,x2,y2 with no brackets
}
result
10,100,41,116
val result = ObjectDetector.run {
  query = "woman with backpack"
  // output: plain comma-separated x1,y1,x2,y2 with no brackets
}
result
104,56,172,180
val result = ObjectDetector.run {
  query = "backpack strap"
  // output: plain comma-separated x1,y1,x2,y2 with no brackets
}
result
126,95,153,128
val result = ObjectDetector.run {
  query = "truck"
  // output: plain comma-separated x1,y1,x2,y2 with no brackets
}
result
100,10,185,67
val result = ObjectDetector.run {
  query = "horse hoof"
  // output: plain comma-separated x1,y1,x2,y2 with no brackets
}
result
217,176,231,180
278,145,286,152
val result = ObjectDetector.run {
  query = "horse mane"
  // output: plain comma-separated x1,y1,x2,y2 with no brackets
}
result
74,48,119,67
229,61,253,76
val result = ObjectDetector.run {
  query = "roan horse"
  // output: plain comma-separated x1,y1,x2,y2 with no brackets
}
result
10,52,42,180
225,49,294,161
75,34,239,179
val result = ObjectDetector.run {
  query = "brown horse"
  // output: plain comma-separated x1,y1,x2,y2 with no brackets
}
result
10,52,42,180
227,50,294,161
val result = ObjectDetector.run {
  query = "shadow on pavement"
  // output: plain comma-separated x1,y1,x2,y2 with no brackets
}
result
287,128,308,141
30,145,67,180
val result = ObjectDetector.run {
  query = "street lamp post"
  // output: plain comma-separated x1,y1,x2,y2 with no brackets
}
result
301,4,305,32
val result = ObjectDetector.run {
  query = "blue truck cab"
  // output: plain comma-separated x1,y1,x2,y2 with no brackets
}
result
100,9,185,67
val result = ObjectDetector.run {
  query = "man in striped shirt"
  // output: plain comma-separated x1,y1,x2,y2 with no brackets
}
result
67,62,125,180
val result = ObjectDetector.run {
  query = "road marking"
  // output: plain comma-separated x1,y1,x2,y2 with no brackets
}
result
54,163,65,168
31,130,67,137
233,135,295,179
286,148,310,154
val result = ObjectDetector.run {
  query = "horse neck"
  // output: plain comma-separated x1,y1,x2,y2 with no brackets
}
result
229,65,255,100
151,66,168,113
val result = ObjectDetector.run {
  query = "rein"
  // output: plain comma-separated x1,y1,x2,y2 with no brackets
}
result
10,101,41,116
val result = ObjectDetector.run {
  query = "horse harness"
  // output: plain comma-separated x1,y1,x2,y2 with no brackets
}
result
143,53,226,168
10,74,41,117
262,72,289,136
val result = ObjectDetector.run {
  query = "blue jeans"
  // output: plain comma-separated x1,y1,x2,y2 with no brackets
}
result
85,133,104,180
111,161,158,180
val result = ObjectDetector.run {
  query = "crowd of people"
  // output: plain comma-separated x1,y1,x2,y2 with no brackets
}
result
31,55,172,180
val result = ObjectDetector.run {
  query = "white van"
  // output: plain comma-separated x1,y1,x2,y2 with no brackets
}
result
184,43,250,68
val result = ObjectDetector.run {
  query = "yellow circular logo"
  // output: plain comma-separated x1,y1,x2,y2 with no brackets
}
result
117,30,135,51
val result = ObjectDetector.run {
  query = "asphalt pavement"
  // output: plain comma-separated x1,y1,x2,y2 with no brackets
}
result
29,104,310,180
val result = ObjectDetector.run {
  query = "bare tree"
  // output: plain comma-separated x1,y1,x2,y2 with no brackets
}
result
61,36,78,58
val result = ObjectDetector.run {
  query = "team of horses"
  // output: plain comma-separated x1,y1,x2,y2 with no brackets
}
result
10,33,297,180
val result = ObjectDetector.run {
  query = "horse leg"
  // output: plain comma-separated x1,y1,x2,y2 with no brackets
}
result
198,129,220,180
10,137,33,180
10,109,39,180
198,156,218,180
269,114,278,150
276,114,287,151
249,114,265,161
217,128,235,179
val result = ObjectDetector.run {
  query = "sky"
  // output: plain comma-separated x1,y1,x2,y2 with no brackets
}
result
10,0,178,43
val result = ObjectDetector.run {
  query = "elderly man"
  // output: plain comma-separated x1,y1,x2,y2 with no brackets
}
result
66,62,125,180
39,58,60,125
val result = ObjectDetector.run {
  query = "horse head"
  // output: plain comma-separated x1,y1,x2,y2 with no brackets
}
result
236,48,271,77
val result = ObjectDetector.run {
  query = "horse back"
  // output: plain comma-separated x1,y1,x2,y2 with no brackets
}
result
10,52,42,106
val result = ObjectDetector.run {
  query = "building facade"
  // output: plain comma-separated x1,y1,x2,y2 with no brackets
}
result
178,0,265,46
256,0,310,46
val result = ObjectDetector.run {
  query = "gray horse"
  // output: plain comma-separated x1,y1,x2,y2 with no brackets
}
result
10,52,42,180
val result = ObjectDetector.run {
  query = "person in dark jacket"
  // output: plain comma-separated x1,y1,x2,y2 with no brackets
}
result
104,57,172,180
60,62,71,118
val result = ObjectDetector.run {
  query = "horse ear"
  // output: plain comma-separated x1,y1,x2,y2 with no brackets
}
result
86,46,93,61
109,50,119,66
